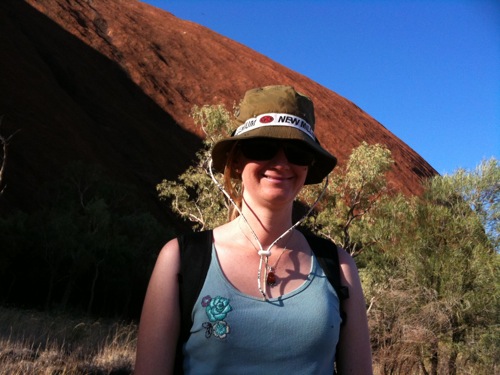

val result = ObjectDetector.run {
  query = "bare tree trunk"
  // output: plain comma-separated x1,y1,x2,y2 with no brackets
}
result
61,277,76,311
448,316,464,375
448,350,458,375
420,356,430,375
430,340,439,375
0,117,20,196
87,258,104,315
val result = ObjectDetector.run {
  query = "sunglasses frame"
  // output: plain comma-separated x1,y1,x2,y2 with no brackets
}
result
238,138,315,167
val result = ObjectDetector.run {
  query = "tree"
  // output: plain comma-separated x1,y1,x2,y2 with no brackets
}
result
433,158,499,251
0,161,169,317
362,159,499,375
302,141,394,257
157,104,233,230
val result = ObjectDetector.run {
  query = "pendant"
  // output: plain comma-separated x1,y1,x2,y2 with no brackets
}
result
267,268,276,286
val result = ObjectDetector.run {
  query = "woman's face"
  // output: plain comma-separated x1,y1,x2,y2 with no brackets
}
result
234,139,312,209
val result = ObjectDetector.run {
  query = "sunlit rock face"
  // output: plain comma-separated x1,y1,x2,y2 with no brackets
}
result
0,0,436,223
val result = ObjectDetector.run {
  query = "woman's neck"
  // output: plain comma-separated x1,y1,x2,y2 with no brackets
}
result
238,202,294,249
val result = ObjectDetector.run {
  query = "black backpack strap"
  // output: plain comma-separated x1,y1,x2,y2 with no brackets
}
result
175,230,213,374
304,233,349,323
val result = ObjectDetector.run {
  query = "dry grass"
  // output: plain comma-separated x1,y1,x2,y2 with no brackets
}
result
0,306,136,374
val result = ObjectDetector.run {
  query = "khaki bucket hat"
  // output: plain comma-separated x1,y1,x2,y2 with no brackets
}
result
211,85,337,184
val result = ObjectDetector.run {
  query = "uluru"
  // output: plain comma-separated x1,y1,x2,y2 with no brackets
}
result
0,0,437,225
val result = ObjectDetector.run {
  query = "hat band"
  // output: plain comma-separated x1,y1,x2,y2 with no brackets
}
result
234,113,316,140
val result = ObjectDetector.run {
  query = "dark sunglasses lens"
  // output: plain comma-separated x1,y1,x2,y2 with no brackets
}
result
240,140,279,161
239,139,315,166
284,143,315,166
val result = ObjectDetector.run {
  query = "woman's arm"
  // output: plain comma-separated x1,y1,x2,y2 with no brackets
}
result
135,238,181,375
335,247,373,375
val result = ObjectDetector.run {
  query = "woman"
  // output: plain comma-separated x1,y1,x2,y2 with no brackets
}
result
135,85,373,374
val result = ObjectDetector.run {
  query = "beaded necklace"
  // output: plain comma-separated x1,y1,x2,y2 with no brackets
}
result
266,230,293,287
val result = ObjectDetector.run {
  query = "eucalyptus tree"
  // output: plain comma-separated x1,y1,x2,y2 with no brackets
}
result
301,141,394,257
362,159,499,375
157,104,233,230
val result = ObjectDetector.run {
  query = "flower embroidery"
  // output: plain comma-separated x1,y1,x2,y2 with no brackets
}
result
201,295,232,340
206,296,232,321
201,295,212,307
212,321,230,339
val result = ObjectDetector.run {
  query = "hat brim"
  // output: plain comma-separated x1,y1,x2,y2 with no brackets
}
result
211,126,337,185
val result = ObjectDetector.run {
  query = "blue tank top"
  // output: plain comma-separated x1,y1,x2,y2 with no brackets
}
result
183,245,342,374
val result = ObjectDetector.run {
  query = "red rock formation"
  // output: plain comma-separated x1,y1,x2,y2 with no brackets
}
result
0,0,436,222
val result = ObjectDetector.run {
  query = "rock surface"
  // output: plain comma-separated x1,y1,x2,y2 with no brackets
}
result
0,0,437,223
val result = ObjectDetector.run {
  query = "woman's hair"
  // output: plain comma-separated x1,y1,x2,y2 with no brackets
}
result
222,142,243,222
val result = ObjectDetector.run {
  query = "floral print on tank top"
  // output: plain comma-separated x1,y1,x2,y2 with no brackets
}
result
201,295,233,340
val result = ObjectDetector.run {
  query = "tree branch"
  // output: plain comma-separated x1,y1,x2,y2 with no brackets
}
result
0,115,21,196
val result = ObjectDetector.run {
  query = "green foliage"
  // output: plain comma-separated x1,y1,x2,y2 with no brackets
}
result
157,104,234,230
362,159,499,374
157,164,228,230
302,141,394,256
191,104,233,144
344,141,394,194
0,161,170,317
432,158,499,251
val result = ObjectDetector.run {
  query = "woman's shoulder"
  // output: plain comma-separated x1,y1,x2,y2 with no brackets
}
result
155,237,181,273
160,237,180,253
335,246,364,300
336,246,357,268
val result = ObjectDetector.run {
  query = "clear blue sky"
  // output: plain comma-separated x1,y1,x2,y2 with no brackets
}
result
144,0,499,175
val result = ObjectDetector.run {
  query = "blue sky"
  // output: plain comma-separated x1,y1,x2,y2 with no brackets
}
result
144,0,499,175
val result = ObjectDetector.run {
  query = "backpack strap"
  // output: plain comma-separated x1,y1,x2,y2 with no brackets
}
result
303,233,349,320
175,229,213,374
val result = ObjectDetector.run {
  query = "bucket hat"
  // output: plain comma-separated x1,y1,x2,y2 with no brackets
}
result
211,85,337,184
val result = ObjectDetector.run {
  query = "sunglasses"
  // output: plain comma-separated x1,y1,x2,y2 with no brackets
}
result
239,139,315,166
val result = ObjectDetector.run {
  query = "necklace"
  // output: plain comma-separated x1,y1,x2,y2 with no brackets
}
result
266,231,293,287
